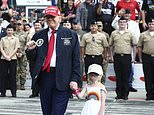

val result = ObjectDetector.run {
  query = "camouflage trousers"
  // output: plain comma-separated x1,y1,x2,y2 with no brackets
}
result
16,55,27,87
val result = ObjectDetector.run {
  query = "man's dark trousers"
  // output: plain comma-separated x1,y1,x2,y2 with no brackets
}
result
142,53,154,99
114,54,131,98
39,70,70,115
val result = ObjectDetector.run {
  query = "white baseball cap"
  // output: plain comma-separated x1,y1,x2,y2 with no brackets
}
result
87,64,103,75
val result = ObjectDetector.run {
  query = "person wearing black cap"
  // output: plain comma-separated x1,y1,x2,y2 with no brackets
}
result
112,8,140,92
96,21,110,84
138,18,154,100
109,16,137,100
26,6,81,114
124,8,140,92
72,20,86,44
112,9,140,41
62,20,72,29
81,21,108,79
72,20,86,87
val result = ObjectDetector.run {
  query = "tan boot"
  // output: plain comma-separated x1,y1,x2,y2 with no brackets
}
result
17,85,20,90
20,85,25,90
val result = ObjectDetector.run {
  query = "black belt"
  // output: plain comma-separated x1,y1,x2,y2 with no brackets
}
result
115,53,131,56
50,67,56,72
143,53,154,57
41,67,56,73
86,54,102,58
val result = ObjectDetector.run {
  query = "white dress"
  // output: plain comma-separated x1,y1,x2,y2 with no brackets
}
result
81,86,106,115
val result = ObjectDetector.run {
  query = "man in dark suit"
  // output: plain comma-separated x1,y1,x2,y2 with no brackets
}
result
26,6,81,115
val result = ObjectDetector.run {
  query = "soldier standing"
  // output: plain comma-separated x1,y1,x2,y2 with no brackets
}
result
109,17,137,100
81,21,108,78
96,21,109,83
72,20,86,88
138,18,154,100
14,20,28,90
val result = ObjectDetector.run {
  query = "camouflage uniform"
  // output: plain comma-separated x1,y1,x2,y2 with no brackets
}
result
76,29,86,88
101,31,110,84
14,30,28,90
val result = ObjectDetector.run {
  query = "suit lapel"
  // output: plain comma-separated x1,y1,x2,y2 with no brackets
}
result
40,28,49,58
43,28,49,48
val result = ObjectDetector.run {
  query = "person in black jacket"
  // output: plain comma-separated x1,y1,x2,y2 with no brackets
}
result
26,6,81,115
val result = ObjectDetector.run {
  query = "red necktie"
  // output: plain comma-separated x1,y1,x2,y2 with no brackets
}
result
42,30,55,72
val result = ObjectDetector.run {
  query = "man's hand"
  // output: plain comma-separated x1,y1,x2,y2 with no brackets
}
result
118,8,125,16
82,57,84,64
103,59,107,64
142,22,148,30
26,40,36,50
5,55,11,61
70,81,78,90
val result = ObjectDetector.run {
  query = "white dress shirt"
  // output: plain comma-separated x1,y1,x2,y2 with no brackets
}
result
48,27,58,67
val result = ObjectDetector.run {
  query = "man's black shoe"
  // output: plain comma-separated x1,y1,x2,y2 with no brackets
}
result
129,87,138,92
146,97,154,101
12,94,16,97
146,98,152,101
29,94,39,98
123,97,128,100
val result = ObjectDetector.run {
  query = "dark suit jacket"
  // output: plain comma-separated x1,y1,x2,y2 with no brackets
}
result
26,26,81,91
0,27,6,39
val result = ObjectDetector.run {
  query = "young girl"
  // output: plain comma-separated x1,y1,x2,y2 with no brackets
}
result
74,64,107,115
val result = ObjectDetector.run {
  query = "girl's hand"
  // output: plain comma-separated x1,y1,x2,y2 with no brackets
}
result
72,88,81,96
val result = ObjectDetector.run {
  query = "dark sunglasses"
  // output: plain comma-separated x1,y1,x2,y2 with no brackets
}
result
92,36,95,42
98,25,102,27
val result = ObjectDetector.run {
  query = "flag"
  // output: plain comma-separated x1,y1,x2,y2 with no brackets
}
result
74,0,81,7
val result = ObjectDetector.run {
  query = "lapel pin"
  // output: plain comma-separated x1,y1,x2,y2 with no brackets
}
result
35,39,44,47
